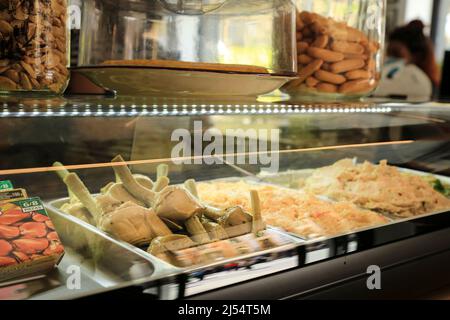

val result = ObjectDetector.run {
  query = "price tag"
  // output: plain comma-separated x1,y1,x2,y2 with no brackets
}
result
18,198,45,213
0,180,13,191
0,188,28,203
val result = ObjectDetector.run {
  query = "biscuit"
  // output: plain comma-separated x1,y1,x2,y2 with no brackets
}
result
316,82,338,93
331,41,365,55
330,59,365,74
315,70,346,85
345,69,371,80
339,79,374,94
298,54,313,65
292,59,324,85
297,42,309,53
311,35,329,49
306,76,319,88
307,47,344,62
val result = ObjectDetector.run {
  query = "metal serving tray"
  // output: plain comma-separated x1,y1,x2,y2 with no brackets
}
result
257,166,450,223
197,177,396,242
0,235,170,300
45,198,302,278
46,200,179,277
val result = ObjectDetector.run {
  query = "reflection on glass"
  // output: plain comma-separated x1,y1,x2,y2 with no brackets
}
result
79,0,296,74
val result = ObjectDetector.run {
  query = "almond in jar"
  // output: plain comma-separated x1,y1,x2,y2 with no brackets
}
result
0,0,69,94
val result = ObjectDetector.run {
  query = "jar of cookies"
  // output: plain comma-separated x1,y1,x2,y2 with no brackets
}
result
282,0,386,100
0,0,70,95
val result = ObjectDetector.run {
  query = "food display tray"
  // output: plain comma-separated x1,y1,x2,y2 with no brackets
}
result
45,199,179,278
257,166,450,222
0,241,167,300
197,177,396,242
45,198,302,279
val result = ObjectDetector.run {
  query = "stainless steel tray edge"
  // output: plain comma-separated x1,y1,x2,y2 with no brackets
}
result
46,198,181,280
46,198,303,277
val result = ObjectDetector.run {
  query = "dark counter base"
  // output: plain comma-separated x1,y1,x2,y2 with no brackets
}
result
189,228,450,300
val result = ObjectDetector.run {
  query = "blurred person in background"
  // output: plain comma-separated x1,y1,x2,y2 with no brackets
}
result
375,20,440,99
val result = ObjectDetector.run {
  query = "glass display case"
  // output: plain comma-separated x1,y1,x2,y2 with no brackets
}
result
78,0,296,73
0,96,449,300
73,0,297,97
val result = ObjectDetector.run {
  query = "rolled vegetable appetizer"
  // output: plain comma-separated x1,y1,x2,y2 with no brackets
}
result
111,155,156,207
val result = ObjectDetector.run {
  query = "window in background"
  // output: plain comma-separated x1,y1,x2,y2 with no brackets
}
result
404,0,433,35
386,0,433,38
386,0,404,36
433,0,450,60
445,7,450,49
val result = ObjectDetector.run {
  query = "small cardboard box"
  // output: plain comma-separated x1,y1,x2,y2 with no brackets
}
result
0,197,65,283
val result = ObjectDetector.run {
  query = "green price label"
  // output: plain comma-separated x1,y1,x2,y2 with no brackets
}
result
0,180,13,191
15,197,46,214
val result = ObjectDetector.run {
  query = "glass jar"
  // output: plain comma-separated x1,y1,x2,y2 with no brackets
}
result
0,0,70,94
282,0,386,100
78,0,297,75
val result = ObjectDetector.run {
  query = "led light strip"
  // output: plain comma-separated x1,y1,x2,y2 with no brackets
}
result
0,103,393,118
